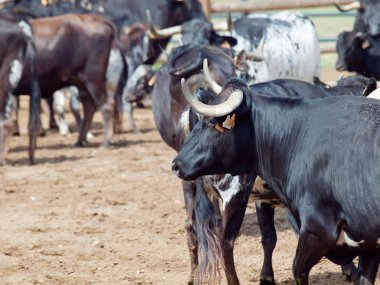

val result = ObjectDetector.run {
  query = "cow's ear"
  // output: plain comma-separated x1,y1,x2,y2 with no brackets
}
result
362,77,377,96
169,53,203,78
234,51,250,71
361,39,371,49
355,32,371,49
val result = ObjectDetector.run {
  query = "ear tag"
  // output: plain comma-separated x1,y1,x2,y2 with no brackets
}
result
362,40,370,49
222,114,236,129
221,41,231,49
148,75,156,86
215,123,225,133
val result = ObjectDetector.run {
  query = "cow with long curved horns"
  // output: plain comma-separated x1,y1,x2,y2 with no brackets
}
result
184,59,377,285
174,75,380,285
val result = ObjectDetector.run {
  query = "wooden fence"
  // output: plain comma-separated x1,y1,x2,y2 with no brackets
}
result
200,0,354,15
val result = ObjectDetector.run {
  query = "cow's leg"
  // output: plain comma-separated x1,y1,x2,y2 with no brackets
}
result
100,101,114,147
256,202,277,285
12,96,20,136
222,188,251,285
123,102,139,133
292,209,337,285
53,89,70,136
46,94,58,130
293,232,329,284
69,87,82,130
354,250,380,285
182,179,197,285
113,91,123,133
85,80,113,146
341,262,358,282
75,94,96,147
69,87,94,141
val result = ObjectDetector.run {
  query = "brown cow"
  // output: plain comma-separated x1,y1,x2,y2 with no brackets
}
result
14,13,116,147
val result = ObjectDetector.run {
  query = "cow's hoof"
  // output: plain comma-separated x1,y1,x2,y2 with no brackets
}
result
343,272,354,283
50,125,59,130
39,129,47,137
73,141,86,147
136,102,145,108
101,141,114,148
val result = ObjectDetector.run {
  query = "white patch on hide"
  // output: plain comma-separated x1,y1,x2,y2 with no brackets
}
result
4,94,15,119
213,175,241,211
53,89,70,136
18,21,33,39
9,59,23,89
106,48,123,82
336,230,364,247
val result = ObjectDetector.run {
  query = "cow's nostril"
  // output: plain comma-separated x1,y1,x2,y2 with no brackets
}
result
172,162,181,176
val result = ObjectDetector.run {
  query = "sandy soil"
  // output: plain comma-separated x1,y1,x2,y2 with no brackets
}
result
1,68,378,285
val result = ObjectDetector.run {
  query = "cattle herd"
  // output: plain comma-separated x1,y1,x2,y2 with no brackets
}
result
1,0,380,284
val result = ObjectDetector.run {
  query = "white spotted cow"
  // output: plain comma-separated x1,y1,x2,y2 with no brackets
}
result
228,11,321,84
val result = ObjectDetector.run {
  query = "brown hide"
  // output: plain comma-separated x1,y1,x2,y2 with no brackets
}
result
15,13,116,146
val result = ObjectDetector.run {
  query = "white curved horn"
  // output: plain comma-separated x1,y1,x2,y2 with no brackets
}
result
203,59,223,94
146,10,181,39
212,7,233,32
334,1,361,12
368,88,380,100
245,37,264,61
181,78,243,117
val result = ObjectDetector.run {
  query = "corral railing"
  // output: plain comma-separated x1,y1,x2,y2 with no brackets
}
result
200,0,356,54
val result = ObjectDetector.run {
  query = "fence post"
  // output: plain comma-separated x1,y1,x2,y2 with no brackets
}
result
199,0,211,19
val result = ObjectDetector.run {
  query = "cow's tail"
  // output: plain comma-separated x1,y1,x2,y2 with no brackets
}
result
194,178,224,285
24,22,41,164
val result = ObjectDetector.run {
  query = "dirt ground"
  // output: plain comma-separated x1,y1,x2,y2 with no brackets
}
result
1,67,379,285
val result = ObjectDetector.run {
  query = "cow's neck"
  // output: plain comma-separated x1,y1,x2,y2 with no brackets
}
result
251,95,306,198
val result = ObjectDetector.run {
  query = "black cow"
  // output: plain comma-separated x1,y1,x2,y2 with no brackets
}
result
313,75,376,97
13,13,115,147
152,45,254,285
336,31,380,79
335,0,380,77
0,16,40,164
335,0,380,35
193,66,376,285
173,77,380,285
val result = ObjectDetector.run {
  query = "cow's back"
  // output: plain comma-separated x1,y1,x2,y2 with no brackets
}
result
16,13,115,96
232,12,320,84
282,96,380,238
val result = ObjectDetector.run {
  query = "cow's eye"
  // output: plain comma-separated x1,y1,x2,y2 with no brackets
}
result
207,122,215,128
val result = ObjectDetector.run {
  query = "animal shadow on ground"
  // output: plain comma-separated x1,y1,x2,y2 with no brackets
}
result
9,155,85,166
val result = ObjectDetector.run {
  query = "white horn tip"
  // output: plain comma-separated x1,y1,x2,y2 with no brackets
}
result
203,58,208,68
